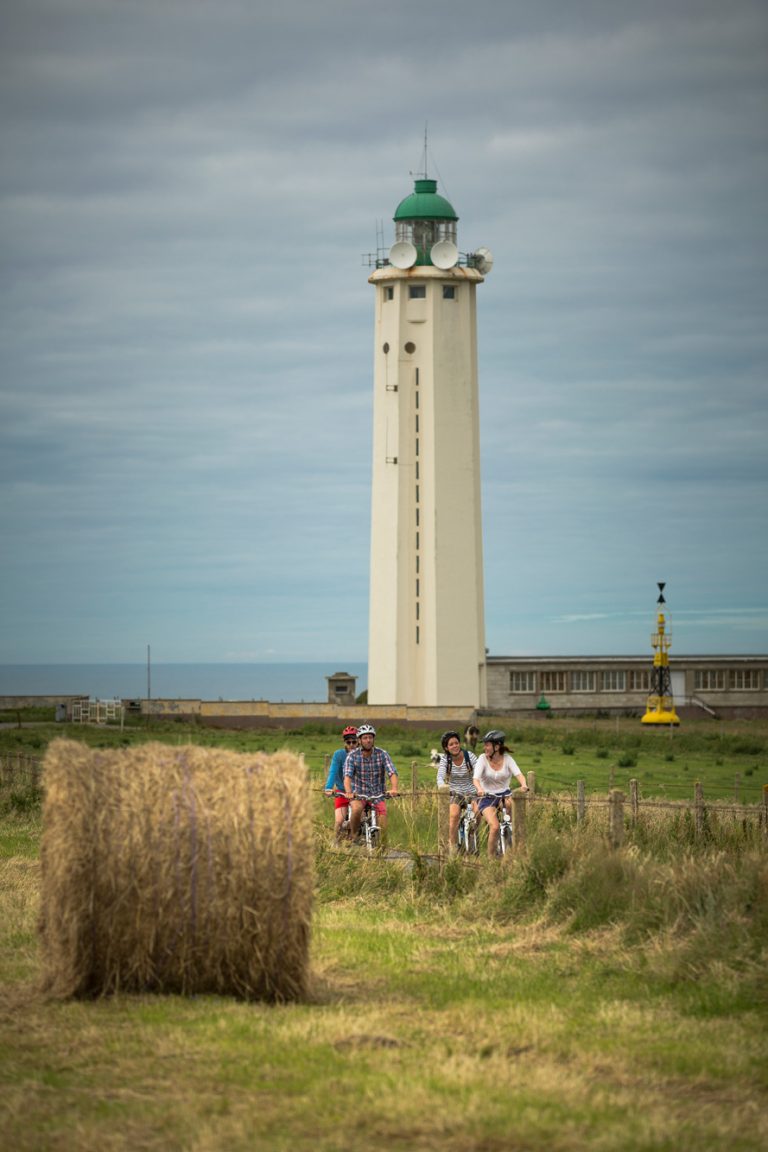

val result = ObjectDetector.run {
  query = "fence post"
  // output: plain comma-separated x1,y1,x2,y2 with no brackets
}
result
629,779,639,826
512,791,527,851
609,789,625,848
762,784,768,842
695,781,705,838
411,760,418,801
576,780,585,824
437,787,450,858
527,770,536,796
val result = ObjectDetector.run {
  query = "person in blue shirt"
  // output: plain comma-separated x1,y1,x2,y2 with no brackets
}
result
324,725,359,840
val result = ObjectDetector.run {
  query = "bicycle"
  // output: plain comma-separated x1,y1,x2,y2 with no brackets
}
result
359,794,384,852
326,788,353,842
478,791,515,856
456,798,479,855
496,799,514,856
347,792,395,853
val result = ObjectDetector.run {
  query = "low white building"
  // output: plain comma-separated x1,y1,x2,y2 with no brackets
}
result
484,655,768,718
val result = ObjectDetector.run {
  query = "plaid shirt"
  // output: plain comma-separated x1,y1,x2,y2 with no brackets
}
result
344,745,397,798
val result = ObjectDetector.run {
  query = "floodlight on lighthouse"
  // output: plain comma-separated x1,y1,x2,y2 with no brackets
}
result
430,239,459,269
389,241,417,269
472,246,494,275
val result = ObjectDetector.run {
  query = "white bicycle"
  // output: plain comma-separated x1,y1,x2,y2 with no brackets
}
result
351,792,394,853
456,799,480,855
479,791,515,856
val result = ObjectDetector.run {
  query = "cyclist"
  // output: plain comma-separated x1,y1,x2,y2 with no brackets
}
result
344,723,399,841
323,725,359,840
473,729,528,857
436,730,478,853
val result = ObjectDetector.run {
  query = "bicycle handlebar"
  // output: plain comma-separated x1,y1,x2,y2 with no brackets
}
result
325,788,399,800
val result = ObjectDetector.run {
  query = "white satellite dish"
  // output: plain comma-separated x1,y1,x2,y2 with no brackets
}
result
430,239,459,270
389,241,417,270
473,246,494,275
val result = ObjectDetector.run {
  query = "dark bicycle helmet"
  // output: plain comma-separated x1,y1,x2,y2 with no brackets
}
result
440,730,462,752
483,729,505,745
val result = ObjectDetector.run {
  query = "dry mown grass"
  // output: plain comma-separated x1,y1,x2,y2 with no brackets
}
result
1,789,767,1150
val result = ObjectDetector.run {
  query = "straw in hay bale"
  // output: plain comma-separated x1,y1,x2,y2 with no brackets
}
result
39,739,313,1001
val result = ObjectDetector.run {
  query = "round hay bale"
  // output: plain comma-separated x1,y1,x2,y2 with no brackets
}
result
39,739,313,1001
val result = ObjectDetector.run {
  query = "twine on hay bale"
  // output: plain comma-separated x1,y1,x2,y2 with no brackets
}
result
39,739,313,1002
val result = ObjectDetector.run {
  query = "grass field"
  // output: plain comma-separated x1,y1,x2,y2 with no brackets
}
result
0,720,767,1150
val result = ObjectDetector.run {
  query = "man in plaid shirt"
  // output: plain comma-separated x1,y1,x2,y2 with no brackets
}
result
344,723,399,840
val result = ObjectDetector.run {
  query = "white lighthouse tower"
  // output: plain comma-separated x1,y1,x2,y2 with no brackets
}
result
366,172,490,707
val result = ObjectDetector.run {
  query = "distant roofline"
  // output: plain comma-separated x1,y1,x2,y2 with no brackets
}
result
486,654,768,663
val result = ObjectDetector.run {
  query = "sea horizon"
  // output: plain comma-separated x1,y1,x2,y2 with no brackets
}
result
0,662,368,703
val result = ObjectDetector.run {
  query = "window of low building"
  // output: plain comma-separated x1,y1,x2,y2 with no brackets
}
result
509,671,536,693
627,669,650,691
694,669,726,691
601,670,627,692
729,669,762,690
540,671,567,693
571,671,596,692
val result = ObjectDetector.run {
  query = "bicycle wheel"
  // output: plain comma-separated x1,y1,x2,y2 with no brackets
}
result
467,824,478,855
368,824,380,852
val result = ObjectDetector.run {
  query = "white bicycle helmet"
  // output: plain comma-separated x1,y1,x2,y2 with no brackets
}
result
356,723,376,737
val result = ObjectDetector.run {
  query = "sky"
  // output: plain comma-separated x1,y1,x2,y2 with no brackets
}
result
1,0,767,667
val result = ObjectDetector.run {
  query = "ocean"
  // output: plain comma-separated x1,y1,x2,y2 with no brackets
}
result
0,663,368,703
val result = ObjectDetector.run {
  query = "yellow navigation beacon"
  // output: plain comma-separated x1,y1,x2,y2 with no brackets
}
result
642,582,680,726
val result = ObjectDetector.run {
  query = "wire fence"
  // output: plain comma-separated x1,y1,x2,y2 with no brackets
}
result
4,753,766,854
313,760,768,854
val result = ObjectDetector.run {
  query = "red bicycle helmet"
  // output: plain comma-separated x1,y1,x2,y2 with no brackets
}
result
342,725,358,739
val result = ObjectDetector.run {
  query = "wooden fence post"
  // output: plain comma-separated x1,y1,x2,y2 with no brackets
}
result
411,760,418,801
762,784,768,842
695,781,705,838
527,770,536,796
576,780,586,825
512,791,527,851
629,779,639,826
609,789,625,848
437,787,450,858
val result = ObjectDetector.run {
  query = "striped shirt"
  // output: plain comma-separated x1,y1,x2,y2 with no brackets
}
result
344,746,397,798
436,749,478,797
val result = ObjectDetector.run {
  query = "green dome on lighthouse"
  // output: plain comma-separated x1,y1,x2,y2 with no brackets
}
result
392,177,459,266
393,178,458,222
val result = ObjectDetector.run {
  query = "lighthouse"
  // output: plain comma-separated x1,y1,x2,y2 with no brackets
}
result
366,171,490,706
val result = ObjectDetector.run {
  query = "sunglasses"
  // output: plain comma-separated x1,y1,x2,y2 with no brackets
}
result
344,738,358,744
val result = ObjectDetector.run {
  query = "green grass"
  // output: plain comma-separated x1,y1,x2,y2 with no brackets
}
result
1,783,767,1150
1,714,766,802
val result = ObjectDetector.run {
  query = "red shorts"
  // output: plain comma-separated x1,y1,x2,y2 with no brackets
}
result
334,795,351,809
358,798,386,816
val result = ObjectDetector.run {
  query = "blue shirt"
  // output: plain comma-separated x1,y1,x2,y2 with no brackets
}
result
323,748,348,794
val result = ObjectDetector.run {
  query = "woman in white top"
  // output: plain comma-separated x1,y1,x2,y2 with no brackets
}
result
436,730,478,852
473,729,528,857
